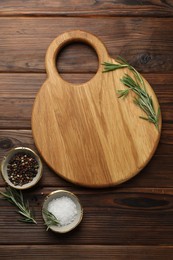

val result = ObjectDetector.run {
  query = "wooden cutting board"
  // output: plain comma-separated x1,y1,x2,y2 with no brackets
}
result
32,30,161,188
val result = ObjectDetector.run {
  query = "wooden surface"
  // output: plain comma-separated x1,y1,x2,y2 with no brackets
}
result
0,0,173,258
32,30,161,188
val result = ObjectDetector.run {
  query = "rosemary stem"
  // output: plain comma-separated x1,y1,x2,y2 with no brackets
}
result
0,187,37,224
102,56,160,130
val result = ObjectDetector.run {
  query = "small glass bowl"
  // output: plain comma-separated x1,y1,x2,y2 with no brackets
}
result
42,190,83,233
0,147,43,190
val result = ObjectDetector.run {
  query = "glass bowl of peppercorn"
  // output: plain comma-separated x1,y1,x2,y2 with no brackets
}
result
0,147,43,189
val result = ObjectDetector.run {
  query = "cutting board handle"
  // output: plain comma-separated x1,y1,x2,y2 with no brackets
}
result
33,30,161,187
45,30,109,81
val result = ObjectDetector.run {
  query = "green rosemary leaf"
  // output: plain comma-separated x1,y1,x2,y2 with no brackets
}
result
139,116,149,121
148,115,156,123
19,218,35,223
157,107,161,119
133,72,143,89
121,75,139,90
0,187,37,224
18,209,33,219
43,209,59,231
116,56,145,89
117,89,130,98
116,56,130,65
134,98,150,115
102,61,128,73
133,97,140,105
102,56,160,130
0,190,9,198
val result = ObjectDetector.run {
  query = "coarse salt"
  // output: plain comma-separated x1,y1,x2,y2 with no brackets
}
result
47,196,77,226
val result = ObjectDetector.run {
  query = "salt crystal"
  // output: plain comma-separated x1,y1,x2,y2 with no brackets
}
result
47,196,77,226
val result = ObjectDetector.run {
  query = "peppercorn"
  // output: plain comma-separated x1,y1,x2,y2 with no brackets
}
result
7,152,39,186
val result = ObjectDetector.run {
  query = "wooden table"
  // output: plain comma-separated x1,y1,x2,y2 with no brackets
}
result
0,1,173,259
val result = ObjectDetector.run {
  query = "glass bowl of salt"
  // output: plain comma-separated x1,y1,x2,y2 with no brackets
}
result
42,190,83,233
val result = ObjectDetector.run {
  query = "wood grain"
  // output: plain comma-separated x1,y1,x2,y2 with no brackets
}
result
32,30,161,187
1,245,173,260
0,73,172,141
0,0,173,258
1,187,173,245
0,130,173,188
0,0,173,17
0,17,173,73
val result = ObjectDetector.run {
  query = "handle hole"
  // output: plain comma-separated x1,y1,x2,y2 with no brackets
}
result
56,42,99,84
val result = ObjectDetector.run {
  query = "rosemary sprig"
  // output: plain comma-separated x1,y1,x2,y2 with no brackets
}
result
117,89,130,98
0,186,37,224
102,56,160,130
43,209,59,231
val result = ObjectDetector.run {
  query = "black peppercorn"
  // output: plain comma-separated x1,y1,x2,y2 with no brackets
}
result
7,152,39,186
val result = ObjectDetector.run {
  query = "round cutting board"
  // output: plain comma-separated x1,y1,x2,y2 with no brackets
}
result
32,30,161,188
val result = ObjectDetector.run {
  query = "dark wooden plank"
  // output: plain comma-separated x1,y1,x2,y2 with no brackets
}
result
0,130,69,187
0,73,92,129
1,187,173,245
0,0,173,17
0,73,172,92
0,129,172,156
0,17,173,73
0,1,172,258
0,73,172,133
1,245,173,260
0,130,173,188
